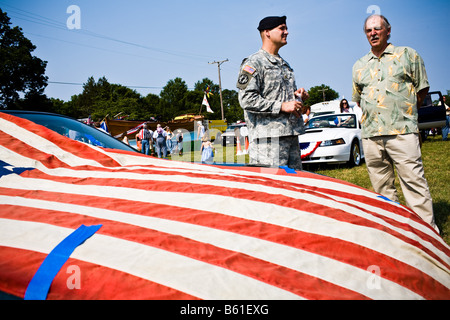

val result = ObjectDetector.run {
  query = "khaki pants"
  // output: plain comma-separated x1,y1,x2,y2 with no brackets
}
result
362,134,438,232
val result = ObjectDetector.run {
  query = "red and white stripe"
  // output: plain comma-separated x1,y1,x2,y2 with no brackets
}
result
0,112,449,300
300,141,321,159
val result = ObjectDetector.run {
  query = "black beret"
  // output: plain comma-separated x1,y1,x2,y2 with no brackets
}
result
257,16,287,31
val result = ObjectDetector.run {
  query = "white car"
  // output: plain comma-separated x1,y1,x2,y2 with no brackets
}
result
299,113,364,166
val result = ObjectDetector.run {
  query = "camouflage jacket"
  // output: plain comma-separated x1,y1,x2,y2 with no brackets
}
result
352,44,429,138
237,49,304,139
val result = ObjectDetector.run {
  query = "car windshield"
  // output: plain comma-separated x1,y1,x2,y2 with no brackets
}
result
307,114,357,129
227,124,245,131
3,111,137,152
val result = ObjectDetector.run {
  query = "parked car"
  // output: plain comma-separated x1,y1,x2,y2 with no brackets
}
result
1,111,449,301
309,100,341,117
299,113,364,166
221,122,247,146
0,110,137,153
308,100,361,118
418,91,447,139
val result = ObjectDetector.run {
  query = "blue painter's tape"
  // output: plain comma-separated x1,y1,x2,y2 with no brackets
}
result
279,165,297,174
377,195,400,204
24,224,102,300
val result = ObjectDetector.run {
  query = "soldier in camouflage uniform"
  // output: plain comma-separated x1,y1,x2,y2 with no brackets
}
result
352,14,438,232
237,16,308,171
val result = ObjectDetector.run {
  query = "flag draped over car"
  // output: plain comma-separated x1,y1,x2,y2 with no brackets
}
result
0,112,449,300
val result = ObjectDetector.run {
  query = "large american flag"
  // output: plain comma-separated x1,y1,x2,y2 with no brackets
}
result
0,112,449,300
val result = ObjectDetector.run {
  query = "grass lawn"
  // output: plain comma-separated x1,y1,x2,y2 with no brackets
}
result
304,136,449,245
169,136,450,245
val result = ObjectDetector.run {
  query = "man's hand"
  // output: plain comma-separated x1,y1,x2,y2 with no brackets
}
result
417,88,429,109
281,100,303,118
281,88,308,118
295,87,309,101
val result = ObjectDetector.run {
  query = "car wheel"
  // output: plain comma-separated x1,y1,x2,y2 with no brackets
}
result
348,140,361,167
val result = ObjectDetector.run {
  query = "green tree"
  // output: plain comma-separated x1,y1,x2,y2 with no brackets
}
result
194,78,219,93
222,89,243,123
77,76,102,116
59,75,243,124
50,98,67,115
66,76,146,121
0,9,48,108
13,92,54,112
159,77,188,120
184,90,204,115
307,84,339,106
142,93,160,117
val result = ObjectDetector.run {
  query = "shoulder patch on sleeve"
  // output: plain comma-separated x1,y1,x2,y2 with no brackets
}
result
243,65,256,75
237,72,251,89
236,65,256,90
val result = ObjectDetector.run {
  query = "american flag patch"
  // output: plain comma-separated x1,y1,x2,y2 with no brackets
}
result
243,65,256,75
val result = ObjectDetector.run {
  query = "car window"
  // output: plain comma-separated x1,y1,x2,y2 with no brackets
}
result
308,114,356,129
3,111,137,152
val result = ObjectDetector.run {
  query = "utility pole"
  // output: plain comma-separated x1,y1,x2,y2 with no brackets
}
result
318,87,328,102
209,59,228,120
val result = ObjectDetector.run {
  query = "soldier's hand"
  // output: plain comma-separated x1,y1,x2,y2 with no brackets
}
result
295,88,309,101
281,100,303,118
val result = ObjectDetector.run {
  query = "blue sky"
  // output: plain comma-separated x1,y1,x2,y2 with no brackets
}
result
1,0,449,104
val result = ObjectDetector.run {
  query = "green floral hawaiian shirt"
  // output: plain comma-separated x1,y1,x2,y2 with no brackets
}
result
352,44,429,138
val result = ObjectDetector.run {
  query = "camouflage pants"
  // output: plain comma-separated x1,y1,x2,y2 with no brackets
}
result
249,135,302,171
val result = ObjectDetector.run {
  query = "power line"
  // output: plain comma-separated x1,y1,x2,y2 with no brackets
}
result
48,81,83,86
48,81,163,89
1,2,216,62
1,3,228,96
24,31,204,67
47,81,194,91
3,4,67,30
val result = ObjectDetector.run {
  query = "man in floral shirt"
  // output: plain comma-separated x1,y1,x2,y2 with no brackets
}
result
352,14,438,231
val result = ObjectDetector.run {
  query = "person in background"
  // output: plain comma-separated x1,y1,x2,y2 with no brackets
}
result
302,105,311,125
200,134,214,164
337,99,351,126
197,121,205,141
153,124,167,158
176,129,184,156
165,126,174,154
121,133,129,145
138,123,152,155
340,99,350,113
442,96,450,141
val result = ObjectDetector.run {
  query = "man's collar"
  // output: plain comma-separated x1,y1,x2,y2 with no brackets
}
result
368,43,394,60
259,48,285,65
